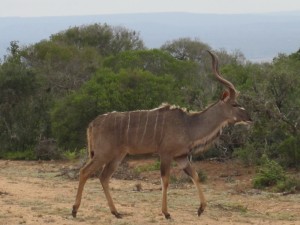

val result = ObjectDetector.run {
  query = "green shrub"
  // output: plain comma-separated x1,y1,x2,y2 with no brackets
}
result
234,143,260,166
0,149,36,160
275,178,300,193
253,155,286,189
62,150,77,161
252,155,300,193
278,135,300,168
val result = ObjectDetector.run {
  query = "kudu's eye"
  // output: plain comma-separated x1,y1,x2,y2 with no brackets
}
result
232,103,246,111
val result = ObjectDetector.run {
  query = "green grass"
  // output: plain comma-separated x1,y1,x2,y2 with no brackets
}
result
0,149,36,160
62,148,87,161
133,160,161,174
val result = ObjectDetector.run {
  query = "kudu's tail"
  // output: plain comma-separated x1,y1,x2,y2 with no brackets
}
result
87,125,95,159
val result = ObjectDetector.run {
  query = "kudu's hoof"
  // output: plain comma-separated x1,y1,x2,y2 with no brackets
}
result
112,211,122,219
163,212,171,219
72,206,77,218
197,205,205,216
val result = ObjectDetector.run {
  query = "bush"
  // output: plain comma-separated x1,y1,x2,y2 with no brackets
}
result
278,135,300,168
253,154,300,193
253,155,286,189
234,143,261,166
275,178,300,193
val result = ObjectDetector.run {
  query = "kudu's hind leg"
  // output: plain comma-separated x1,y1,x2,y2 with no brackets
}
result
176,156,206,216
100,152,126,218
72,159,103,217
160,158,172,219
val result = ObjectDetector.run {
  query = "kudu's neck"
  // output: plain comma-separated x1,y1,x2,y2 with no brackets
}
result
188,102,230,153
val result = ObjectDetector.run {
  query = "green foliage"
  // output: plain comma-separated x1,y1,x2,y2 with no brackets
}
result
0,42,48,155
234,143,259,166
253,155,300,193
63,151,77,161
103,49,213,109
50,23,145,56
0,149,36,160
253,155,286,189
23,40,102,96
231,51,300,168
103,49,199,83
161,37,211,62
63,148,87,161
278,135,300,168
275,177,300,193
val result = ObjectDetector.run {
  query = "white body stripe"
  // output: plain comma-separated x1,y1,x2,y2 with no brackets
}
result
126,112,131,143
140,111,149,144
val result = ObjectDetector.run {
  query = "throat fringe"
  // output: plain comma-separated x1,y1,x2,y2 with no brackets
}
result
189,121,229,156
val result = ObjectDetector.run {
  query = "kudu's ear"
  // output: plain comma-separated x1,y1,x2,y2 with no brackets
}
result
221,90,230,102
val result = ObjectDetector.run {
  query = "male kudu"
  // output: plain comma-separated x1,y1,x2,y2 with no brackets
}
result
72,51,252,219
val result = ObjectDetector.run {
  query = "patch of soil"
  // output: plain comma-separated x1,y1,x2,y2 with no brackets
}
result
0,159,299,225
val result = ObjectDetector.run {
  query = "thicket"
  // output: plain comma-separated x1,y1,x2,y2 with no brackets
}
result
0,23,299,173
253,155,300,192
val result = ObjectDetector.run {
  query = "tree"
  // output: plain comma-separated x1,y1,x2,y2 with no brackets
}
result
232,50,300,167
21,24,145,97
50,23,145,56
161,38,211,62
22,41,102,96
0,42,46,155
103,49,198,81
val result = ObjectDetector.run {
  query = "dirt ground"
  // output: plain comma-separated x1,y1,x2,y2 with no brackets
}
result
0,158,299,225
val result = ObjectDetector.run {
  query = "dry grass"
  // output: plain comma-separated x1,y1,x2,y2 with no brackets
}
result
0,159,300,225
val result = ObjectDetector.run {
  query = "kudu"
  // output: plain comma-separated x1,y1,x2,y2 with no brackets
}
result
72,51,252,219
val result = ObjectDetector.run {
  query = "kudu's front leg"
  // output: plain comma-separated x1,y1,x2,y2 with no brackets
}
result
160,158,172,219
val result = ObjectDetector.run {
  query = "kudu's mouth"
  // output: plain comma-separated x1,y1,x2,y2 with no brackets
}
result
234,119,253,126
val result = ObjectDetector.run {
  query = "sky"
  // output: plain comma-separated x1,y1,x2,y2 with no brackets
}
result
1,0,300,17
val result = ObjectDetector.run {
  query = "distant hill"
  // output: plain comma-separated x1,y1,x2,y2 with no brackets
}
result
1,12,300,62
